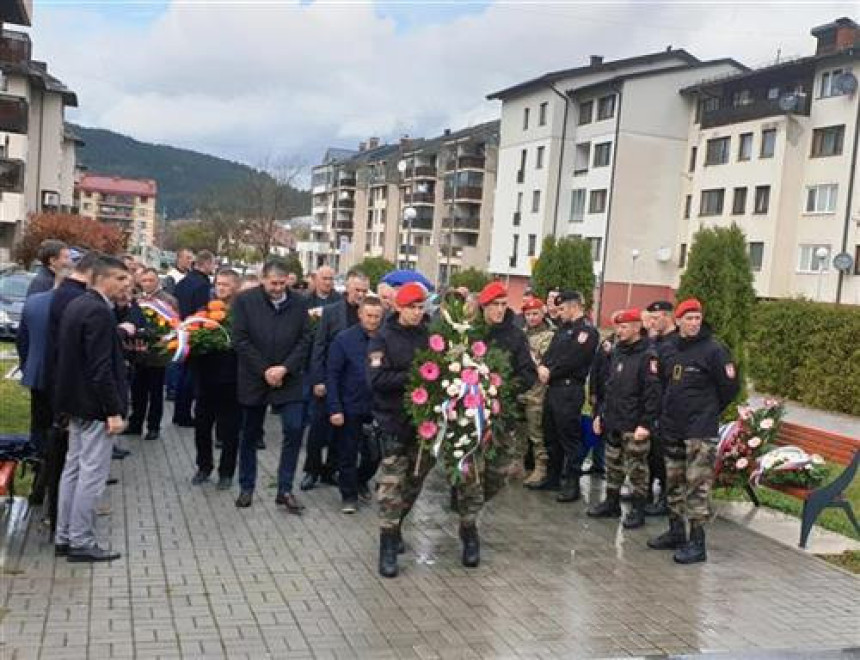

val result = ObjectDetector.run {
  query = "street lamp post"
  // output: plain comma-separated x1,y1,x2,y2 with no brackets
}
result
403,206,417,268
626,248,640,307
815,246,829,302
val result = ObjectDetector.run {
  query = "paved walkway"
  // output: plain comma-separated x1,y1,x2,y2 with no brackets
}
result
1,418,859,660
748,393,860,438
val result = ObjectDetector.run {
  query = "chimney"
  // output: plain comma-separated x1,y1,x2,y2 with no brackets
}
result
368,137,380,149
358,141,367,152
399,134,411,149
589,55,604,66
811,17,860,56
443,128,451,136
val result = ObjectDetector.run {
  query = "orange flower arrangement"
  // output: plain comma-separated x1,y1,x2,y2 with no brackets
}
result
185,299,232,356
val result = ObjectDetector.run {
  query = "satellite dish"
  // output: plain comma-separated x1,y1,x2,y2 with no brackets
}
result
833,252,854,272
836,72,858,95
778,93,799,112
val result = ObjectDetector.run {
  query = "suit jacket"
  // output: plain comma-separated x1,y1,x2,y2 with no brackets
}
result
174,269,211,318
54,290,128,421
16,290,54,392
26,265,55,297
310,299,358,386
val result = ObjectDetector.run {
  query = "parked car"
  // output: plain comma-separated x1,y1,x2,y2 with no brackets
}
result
0,269,35,340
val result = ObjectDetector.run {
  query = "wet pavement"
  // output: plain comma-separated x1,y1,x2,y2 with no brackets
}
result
1,416,859,660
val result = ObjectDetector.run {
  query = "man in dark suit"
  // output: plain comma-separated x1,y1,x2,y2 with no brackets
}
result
231,258,311,511
300,269,368,491
172,250,216,426
26,239,72,297
54,255,131,563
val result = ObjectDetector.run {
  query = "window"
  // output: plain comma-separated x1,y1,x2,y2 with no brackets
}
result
797,244,830,273
523,107,530,130
748,242,764,272
855,245,860,276
688,146,697,172
539,102,548,126
754,185,770,214
767,86,780,100
517,149,526,182
684,194,692,219
702,97,720,113
531,190,541,213
760,129,776,158
587,237,603,262
820,69,844,98
732,90,752,107
510,234,519,268
570,189,586,223
527,234,537,256
597,94,616,120
588,189,607,213
574,142,591,175
811,125,845,157
578,100,593,125
536,146,545,169
705,137,731,165
738,133,753,161
699,189,725,216
678,243,688,268
806,184,838,213
516,191,523,212
593,142,611,168
732,187,747,215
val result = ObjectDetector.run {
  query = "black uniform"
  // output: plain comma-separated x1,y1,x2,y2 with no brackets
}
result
645,330,677,501
600,337,662,437
540,316,599,484
485,308,537,395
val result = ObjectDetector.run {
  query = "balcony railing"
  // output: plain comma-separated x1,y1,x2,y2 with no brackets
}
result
454,186,483,202
403,165,437,179
101,194,135,206
445,156,485,171
336,177,357,188
411,191,435,204
451,216,481,231
701,95,811,129
0,97,27,134
335,198,355,209
399,244,418,255
0,30,32,64
0,158,25,193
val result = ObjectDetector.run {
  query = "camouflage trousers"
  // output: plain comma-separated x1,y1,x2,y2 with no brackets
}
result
377,434,484,531
520,386,548,463
605,431,650,498
665,437,717,523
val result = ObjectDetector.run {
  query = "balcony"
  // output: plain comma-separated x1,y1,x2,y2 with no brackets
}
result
454,186,483,202
98,215,132,226
445,156,485,171
335,197,355,209
101,194,135,206
403,165,437,180
399,244,418,256
0,30,31,64
0,97,27,134
0,158,24,193
701,95,811,129
411,191,435,205
450,216,481,232
336,177,357,188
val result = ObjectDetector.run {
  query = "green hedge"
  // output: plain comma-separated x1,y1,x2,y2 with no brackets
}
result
747,300,860,415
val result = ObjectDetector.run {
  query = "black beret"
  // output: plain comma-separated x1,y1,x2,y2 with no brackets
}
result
646,300,674,313
556,290,583,304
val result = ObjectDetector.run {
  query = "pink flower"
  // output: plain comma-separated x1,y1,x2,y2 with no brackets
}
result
418,421,438,439
419,361,441,382
760,418,774,430
735,457,749,470
463,393,481,409
747,436,762,449
491,399,501,415
471,341,487,357
429,334,446,352
461,369,480,386
411,387,429,405
489,372,502,388
737,405,753,421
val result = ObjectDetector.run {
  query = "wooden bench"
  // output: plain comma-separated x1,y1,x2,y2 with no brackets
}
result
747,421,860,548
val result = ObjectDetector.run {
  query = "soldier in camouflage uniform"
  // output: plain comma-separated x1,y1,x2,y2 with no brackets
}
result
586,309,662,528
519,296,555,486
647,298,739,564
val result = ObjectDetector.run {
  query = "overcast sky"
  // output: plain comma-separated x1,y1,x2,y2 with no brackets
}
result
32,1,852,169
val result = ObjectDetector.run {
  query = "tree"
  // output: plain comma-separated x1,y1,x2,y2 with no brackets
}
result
14,213,125,265
677,223,756,405
531,236,596,308
449,267,491,292
281,253,304,281
163,220,219,253
354,256,394,288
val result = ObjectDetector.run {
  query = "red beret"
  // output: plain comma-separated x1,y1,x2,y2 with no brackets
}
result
612,308,641,324
395,282,427,307
675,298,703,318
521,297,545,312
477,281,507,306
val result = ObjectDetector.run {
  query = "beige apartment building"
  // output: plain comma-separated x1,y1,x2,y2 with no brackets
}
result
0,3,78,262
76,173,158,249
311,121,499,284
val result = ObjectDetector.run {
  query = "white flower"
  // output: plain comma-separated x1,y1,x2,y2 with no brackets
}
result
442,379,450,388
478,364,490,376
446,384,459,397
488,385,498,397
462,354,476,367
760,418,774,430
453,449,464,458
449,362,462,373
735,457,749,470
458,417,469,427
433,405,442,414
747,436,762,449
459,434,470,444
465,409,476,417
811,454,825,465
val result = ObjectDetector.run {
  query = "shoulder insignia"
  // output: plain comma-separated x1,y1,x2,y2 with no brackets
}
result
725,363,736,379
577,331,588,344
649,357,659,375
369,351,384,368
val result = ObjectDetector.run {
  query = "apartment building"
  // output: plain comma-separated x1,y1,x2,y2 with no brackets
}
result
486,50,745,312
678,17,860,305
311,121,499,283
0,5,78,261
76,173,158,248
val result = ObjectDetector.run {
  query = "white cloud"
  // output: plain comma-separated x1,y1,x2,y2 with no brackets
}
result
30,1,852,165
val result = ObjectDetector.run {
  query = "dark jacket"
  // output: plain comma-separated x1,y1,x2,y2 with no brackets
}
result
54,290,128,421
659,325,740,441
589,334,614,407
44,277,88,395
26,264,55,297
599,335,662,435
306,290,342,310
326,324,373,417
174,269,211,319
485,308,537,393
16,290,54,392
541,316,600,385
193,350,238,387
368,313,428,440
310,298,359,386
231,286,310,407
650,330,678,392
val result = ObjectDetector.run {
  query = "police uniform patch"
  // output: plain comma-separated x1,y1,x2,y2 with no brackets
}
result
577,331,588,344
649,357,659,375
369,351,384,368
672,364,683,381
725,363,736,379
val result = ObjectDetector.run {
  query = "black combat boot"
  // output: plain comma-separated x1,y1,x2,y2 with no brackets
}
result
644,495,668,516
647,515,686,550
622,497,646,529
395,519,406,554
556,477,581,502
379,530,399,578
459,524,480,568
586,490,621,518
673,522,707,564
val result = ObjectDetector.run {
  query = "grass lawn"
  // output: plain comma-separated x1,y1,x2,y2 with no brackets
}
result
0,358,34,496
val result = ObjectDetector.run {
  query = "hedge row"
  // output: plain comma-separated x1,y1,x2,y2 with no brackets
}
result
747,299,860,415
